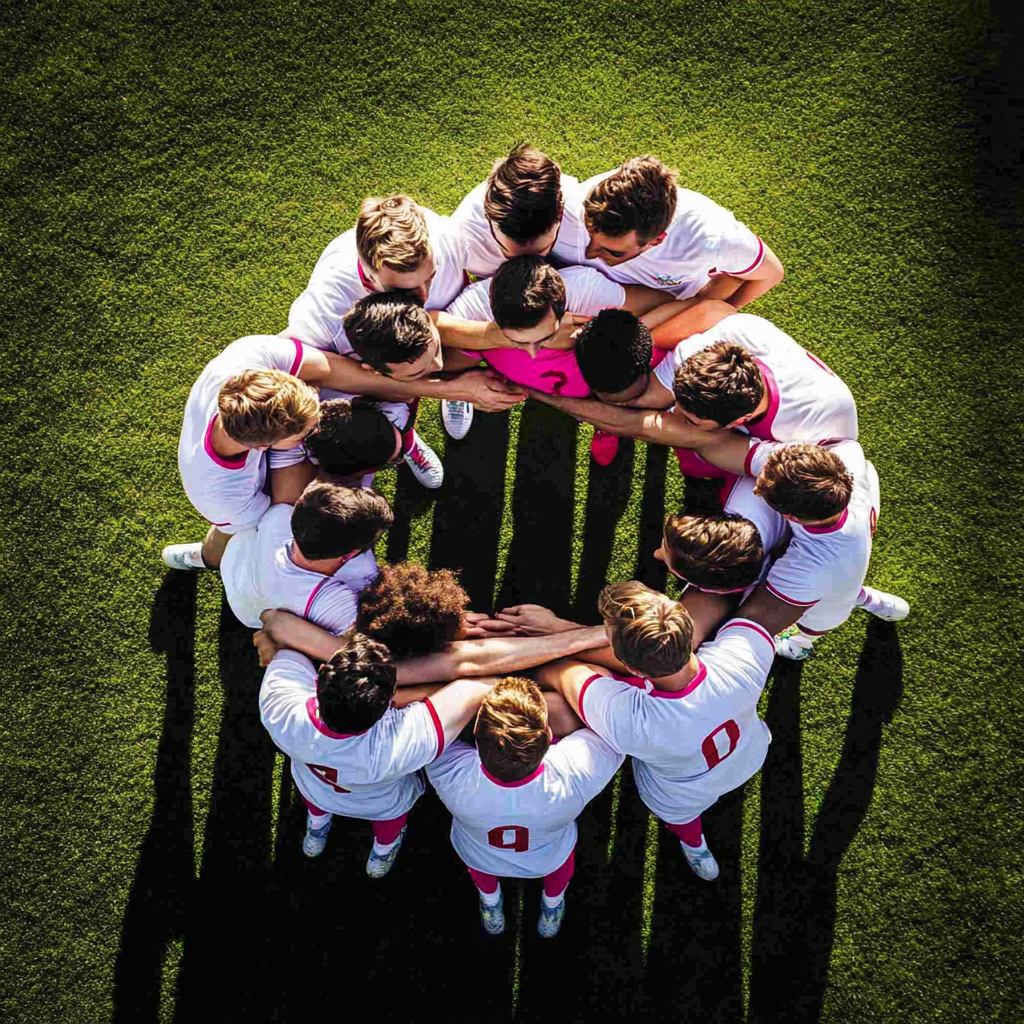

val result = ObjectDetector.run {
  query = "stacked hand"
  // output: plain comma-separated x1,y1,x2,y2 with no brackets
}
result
496,604,583,636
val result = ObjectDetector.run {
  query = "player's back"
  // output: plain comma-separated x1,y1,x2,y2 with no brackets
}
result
428,731,623,878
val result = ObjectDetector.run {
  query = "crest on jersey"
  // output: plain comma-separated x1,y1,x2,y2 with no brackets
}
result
652,273,685,286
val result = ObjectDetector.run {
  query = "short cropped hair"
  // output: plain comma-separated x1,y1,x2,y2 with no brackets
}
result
673,342,765,425
583,156,678,243
343,293,435,374
597,581,693,679
755,444,854,522
291,482,393,561
305,398,399,479
483,143,563,243
576,308,653,394
356,194,431,272
475,676,550,783
489,256,567,332
356,562,469,657
316,632,396,734
218,370,319,446
662,512,765,592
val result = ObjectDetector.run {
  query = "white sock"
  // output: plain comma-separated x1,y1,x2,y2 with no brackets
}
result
307,811,331,832
542,889,566,909
183,543,206,568
857,586,889,614
478,884,502,907
782,628,816,652
372,835,401,856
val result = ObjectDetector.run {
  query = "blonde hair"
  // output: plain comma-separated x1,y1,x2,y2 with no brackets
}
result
475,677,550,783
218,370,319,446
356,194,431,272
597,581,693,678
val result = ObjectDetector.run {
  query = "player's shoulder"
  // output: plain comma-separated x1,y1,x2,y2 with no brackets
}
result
262,648,318,692
702,618,776,670
451,180,488,221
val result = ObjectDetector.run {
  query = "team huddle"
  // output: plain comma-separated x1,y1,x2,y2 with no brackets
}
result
163,146,909,939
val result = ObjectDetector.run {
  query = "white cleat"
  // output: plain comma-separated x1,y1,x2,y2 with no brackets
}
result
402,431,444,489
442,400,474,440
680,837,720,881
161,542,207,571
859,587,910,622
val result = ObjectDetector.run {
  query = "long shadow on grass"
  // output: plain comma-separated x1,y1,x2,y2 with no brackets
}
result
111,571,197,1023
748,620,904,1024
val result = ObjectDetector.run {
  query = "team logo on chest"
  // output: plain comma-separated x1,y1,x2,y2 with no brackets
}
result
652,273,686,287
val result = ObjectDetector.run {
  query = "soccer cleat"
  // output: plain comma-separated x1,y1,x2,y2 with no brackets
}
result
537,896,566,938
302,816,332,858
680,837,720,881
590,429,619,467
479,891,505,936
775,625,814,661
366,825,407,878
441,400,474,440
402,432,444,489
161,542,207,571
859,587,910,622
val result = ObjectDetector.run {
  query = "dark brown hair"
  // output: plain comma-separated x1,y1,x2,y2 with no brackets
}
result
583,156,677,242
305,398,400,479
673,342,765,426
483,143,563,243
316,632,396,733
489,256,567,331
576,308,653,394
475,676,550,782
343,293,435,374
291,482,393,561
662,512,765,591
754,444,854,522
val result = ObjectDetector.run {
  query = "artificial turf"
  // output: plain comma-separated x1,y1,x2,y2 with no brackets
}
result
2,0,1023,1020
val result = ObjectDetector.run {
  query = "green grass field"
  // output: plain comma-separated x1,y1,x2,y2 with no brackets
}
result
3,1,1024,1020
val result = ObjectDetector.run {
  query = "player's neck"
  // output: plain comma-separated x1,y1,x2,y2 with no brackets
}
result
209,417,249,458
796,511,843,528
290,541,353,576
648,653,701,692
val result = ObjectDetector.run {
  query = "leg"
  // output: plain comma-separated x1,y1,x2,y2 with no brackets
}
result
201,525,233,569
366,813,408,878
856,585,910,621
664,816,720,880
467,866,504,935
538,850,575,937
162,524,232,571
401,399,444,488
301,797,332,858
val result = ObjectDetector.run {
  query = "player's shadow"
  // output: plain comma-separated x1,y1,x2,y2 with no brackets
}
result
111,571,197,1023
748,619,904,1024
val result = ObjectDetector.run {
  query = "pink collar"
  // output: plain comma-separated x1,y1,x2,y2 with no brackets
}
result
745,359,780,440
305,695,365,739
203,415,249,470
650,661,707,698
356,260,377,293
480,762,545,788
802,508,849,534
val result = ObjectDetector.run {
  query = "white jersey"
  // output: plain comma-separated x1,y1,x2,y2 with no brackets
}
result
427,731,623,878
220,503,377,631
287,207,470,355
260,650,444,821
177,335,307,533
718,474,791,590
552,172,765,299
449,174,582,279
654,313,858,444
750,439,879,633
446,265,626,323
578,619,775,823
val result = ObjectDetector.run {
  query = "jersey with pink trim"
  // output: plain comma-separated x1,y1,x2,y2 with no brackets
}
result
750,440,878,630
719,475,791,589
177,335,307,532
427,731,622,877
287,207,470,355
578,619,775,822
449,174,582,279
654,313,858,443
260,650,443,820
552,172,764,299
445,267,627,397
220,503,377,631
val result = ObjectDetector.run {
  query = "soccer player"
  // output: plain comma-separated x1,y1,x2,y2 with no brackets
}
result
164,334,385,571
538,582,776,881
689,433,910,658
304,397,407,489
551,155,784,309
260,632,495,872
219,482,391,633
427,677,623,937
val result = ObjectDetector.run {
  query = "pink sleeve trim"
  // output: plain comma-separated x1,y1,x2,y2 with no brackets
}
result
424,697,445,759
718,619,776,652
765,579,819,608
288,338,304,377
727,237,765,277
304,578,330,618
203,415,249,471
577,673,602,727
744,440,764,476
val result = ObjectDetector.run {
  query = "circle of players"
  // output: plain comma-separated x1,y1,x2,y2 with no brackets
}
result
164,146,910,939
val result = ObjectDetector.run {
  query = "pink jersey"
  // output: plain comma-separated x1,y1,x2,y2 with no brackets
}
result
260,650,444,821
177,336,307,533
553,173,765,299
220,503,377,631
577,619,775,823
427,731,623,877
287,208,470,355
749,439,879,633
654,313,858,443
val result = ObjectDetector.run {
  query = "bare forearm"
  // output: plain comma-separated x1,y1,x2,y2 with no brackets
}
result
528,391,648,437
736,585,802,636
727,247,785,308
262,613,342,663
270,462,316,505
622,284,676,316
649,299,736,348
691,431,752,475
435,312,510,351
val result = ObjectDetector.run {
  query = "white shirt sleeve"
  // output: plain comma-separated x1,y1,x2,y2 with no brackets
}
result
425,739,477,793
576,674,646,755
561,267,627,316
384,698,446,772
546,729,624,805
247,335,307,376
704,619,776,691
259,650,319,756
305,579,359,635
709,219,765,278
445,278,494,322
268,444,310,469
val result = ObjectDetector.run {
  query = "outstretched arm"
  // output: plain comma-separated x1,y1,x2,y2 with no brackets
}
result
724,243,785,308
535,658,608,720
735,583,802,637
692,431,756,476
648,299,737,347
428,677,498,746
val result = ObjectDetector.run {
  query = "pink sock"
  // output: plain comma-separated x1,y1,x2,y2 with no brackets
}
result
371,814,407,848
542,850,575,899
664,817,704,848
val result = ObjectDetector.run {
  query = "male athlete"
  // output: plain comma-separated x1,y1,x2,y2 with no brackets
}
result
538,582,776,880
552,155,784,308
219,483,390,633
427,677,622,937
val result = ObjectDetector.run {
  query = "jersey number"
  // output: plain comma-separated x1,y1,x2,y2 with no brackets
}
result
701,720,741,770
539,370,568,395
487,825,530,852
308,764,350,794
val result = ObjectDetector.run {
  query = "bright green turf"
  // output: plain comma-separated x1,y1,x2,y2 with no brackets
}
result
3,0,1024,1020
